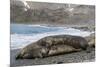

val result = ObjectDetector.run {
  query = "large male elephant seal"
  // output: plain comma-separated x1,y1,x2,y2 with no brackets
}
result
16,35,89,59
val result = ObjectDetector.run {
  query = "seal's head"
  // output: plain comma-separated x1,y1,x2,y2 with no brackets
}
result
16,49,34,59
16,47,49,59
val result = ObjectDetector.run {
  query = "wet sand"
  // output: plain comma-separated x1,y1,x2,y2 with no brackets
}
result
10,47,95,67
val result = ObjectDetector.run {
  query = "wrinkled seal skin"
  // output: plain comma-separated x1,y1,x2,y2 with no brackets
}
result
16,35,89,59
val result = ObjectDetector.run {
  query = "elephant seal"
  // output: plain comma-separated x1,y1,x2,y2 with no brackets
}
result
16,35,89,59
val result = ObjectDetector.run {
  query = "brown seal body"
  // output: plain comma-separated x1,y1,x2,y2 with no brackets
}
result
16,35,89,59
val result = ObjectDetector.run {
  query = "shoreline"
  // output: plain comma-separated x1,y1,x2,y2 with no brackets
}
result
11,23,95,32
11,22,95,27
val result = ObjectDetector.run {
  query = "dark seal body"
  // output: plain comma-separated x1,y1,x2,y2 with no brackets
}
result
16,35,89,59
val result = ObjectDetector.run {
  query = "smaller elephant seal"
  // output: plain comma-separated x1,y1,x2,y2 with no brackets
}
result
16,35,89,59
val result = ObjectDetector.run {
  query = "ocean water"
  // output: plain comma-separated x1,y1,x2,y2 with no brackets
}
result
11,24,93,50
